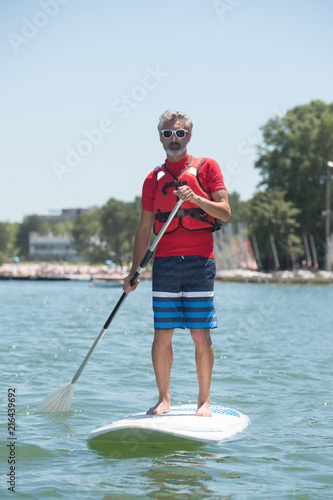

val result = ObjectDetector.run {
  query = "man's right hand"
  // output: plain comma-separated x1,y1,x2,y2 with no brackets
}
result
123,274,139,294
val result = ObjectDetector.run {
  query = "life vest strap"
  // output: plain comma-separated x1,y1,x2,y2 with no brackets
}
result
155,207,221,230
162,180,187,196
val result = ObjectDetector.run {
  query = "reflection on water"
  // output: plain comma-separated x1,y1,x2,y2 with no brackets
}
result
88,439,203,460
143,460,213,499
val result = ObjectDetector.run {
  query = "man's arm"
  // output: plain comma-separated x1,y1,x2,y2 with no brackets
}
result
123,209,155,293
174,187,231,222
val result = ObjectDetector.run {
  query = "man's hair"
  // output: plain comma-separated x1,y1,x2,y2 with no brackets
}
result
157,110,193,133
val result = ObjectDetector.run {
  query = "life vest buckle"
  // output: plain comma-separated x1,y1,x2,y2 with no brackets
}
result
155,209,167,223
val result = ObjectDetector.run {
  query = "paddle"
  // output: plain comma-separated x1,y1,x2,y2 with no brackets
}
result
36,198,183,413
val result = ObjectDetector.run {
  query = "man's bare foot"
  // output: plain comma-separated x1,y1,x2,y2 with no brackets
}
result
146,399,171,415
196,402,213,417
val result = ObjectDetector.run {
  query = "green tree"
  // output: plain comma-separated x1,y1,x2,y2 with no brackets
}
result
16,215,49,259
51,220,74,236
0,222,19,264
255,100,333,264
100,197,141,265
228,191,251,228
72,207,107,263
249,190,302,270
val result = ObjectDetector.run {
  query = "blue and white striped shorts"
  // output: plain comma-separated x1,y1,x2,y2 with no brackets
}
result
152,256,217,330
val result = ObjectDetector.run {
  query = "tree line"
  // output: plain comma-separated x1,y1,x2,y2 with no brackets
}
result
1,100,332,269
0,198,142,266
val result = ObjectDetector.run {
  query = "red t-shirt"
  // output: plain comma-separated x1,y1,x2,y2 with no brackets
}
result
142,155,226,258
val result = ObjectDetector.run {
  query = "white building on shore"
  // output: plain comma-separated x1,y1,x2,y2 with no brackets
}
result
29,232,80,262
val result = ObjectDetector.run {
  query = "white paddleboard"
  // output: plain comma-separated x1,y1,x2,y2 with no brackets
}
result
88,405,250,444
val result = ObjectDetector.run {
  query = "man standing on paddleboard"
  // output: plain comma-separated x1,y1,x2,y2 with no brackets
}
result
124,110,231,417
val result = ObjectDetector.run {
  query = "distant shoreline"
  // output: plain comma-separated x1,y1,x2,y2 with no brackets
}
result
1,263,332,285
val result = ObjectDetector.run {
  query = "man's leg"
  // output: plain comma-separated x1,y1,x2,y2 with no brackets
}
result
190,328,214,417
147,329,174,415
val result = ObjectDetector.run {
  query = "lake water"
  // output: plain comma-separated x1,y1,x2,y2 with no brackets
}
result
1,280,332,499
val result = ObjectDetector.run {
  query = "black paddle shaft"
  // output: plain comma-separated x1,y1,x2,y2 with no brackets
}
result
103,248,153,330
103,198,183,330
73,246,159,384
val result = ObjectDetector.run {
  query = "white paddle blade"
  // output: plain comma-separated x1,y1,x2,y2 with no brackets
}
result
36,382,76,413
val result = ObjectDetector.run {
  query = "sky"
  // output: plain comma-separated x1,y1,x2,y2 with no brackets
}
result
1,0,332,223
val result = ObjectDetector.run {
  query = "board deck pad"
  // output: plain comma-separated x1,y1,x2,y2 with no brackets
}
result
88,405,250,444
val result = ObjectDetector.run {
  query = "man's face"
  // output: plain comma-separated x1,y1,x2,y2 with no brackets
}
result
159,119,191,157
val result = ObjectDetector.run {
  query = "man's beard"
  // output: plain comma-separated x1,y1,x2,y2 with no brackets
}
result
164,142,186,157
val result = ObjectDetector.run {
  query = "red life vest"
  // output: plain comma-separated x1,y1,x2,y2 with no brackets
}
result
153,156,222,235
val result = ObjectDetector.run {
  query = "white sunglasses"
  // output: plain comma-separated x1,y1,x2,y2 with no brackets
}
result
160,129,189,139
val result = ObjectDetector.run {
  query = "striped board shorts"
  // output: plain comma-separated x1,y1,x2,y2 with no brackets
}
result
152,256,217,330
